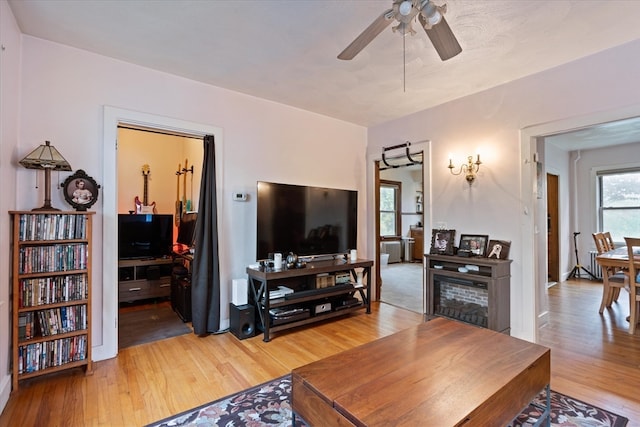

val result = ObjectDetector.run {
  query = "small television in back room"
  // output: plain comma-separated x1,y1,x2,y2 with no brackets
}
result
256,181,357,260
118,214,173,260
177,211,198,248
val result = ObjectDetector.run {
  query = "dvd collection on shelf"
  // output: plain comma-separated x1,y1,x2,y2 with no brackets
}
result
10,211,93,390
19,304,87,340
17,213,87,241
18,274,88,307
18,336,88,375
18,243,88,274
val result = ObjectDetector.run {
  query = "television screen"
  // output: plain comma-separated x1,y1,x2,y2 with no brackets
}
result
118,214,174,259
256,182,357,260
177,212,197,247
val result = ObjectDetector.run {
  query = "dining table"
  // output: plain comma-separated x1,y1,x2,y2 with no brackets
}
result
596,245,640,271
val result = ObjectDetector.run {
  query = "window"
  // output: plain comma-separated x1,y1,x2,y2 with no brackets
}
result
380,180,401,237
598,169,640,242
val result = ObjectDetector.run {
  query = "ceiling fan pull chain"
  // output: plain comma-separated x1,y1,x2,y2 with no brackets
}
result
403,32,406,92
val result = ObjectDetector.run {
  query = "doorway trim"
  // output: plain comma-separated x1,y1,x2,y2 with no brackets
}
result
97,106,223,361
520,103,640,343
369,140,430,313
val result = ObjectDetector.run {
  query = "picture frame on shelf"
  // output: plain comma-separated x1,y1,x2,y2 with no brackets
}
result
458,234,489,257
61,169,99,211
487,240,511,260
429,229,456,255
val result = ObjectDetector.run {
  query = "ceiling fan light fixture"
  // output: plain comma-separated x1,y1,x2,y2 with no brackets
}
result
421,2,446,29
392,21,416,36
427,10,442,26
337,0,461,61
399,0,413,16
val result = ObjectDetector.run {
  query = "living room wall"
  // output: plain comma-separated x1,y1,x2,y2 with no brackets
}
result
3,22,367,391
366,37,640,340
0,0,21,410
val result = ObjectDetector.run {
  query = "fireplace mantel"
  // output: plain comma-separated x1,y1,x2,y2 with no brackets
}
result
425,254,512,334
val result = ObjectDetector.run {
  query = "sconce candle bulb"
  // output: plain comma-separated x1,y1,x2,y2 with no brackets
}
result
448,154,482,186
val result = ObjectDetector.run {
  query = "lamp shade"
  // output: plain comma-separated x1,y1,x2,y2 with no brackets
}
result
19,140,72,171
19,140,72,211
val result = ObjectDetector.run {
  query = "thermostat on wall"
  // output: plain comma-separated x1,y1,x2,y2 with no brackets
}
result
233,192,248,201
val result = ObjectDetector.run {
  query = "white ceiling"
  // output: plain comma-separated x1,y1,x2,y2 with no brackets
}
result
8,0,640,147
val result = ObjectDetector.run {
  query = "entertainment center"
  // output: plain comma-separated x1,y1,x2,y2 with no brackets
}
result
247,258,372,342
250,181,366,341
117,213,175,303
118,257,173,303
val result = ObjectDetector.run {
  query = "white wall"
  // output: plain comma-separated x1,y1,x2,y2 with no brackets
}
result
8,31,366,373
0,0,21,410
367,38,640,340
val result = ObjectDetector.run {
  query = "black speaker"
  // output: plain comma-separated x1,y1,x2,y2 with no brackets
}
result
229,303,255,340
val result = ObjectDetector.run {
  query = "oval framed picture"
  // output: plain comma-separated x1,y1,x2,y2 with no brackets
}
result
62,170,99,211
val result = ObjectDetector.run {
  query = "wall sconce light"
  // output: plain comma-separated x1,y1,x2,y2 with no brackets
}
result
448,154,481,186
19,140,72,211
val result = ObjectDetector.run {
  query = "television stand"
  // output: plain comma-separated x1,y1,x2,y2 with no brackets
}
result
118,257,174,303
247,258,373,342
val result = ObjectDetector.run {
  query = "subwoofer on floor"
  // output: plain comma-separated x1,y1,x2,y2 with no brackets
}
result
229,303,255,340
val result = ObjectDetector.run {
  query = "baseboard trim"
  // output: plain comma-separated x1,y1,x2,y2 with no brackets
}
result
0,373,11,415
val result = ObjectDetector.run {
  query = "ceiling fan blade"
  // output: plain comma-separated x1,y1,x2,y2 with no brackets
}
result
419,14,462,61
338,9,394,60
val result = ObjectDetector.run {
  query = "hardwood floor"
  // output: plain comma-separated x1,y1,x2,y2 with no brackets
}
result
537,278,640,423
2,278,640,426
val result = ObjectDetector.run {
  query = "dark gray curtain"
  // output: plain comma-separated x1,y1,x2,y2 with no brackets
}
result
191,134,221,335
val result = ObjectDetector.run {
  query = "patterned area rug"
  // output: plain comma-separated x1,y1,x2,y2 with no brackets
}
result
147,375,628,427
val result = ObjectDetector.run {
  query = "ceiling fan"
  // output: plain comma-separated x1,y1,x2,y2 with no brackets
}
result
338,0,462,61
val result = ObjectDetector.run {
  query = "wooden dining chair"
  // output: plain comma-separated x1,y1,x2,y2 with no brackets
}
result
624,237,640,334
593,232,608,254
593,232,626,313
603,231,624,301
604,231,615,250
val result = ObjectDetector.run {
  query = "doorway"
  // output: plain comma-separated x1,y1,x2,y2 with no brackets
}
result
375,153,424,314
100,106,223,361
116,127,203,348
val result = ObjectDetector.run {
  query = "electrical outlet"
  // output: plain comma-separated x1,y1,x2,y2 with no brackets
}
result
232,192,247,201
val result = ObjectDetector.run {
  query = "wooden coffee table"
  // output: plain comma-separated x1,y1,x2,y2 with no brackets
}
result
292,318,550,426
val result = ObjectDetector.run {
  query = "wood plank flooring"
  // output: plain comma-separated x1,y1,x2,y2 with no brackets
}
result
2,278,640,426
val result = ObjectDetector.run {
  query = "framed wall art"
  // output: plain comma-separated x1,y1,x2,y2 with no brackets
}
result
458,234,489,257
61,169,99,211
429,229,456,255
487,239,511,260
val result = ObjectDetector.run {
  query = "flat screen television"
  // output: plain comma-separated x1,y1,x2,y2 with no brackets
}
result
118,214,174,259
256,181,357,260
177,211,198,247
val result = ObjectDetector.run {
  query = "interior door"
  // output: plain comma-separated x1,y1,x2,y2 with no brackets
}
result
547,173,560,283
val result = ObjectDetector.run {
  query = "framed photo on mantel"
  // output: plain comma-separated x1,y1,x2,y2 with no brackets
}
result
430,229,455,255
458,234,489,257
487,240,511,260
